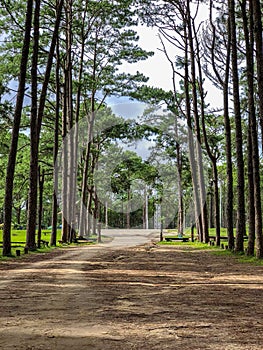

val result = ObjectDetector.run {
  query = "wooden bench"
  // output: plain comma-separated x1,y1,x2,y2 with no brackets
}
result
58,240,67,244
39,239,49,247
165,237,189,242
0,240,50,248
209,236,229,241
0,241,25,248
209,236,248,241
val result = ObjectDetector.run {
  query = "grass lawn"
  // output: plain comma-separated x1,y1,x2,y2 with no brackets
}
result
161,228,263,265
0,229,53,243
0,229,97,260
165,227,239,239
0,229,58,259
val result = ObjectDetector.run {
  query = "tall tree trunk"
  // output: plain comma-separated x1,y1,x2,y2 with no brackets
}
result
2,0,33,256
209,187,214,229
126,188,131,229
37,168,44,249
79,129,94,236
183,20,202,241
16,207,22,226
50,37,61,246
243,0,263,257
65,0,75,243
212,161,220,246
224,18,235,251
145,186,149,230
26,0,41,250
176,142,183,236
79,30,98,236
87,189,93,236
187,0,209,243
71,4,88,238
61,0,73,243
105,201,108,229
93,192,99,235
61,81,69,242
228,0,246,252
27,0,64,248
193,15,220,245
208,1,234,249
247,123,255,256
252,0,263,152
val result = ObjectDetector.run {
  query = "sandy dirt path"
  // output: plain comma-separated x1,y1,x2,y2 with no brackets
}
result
0,229,263,350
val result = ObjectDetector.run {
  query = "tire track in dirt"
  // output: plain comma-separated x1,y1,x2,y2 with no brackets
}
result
0,231,263,349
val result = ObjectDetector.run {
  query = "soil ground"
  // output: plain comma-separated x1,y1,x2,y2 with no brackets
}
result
0,229,263,350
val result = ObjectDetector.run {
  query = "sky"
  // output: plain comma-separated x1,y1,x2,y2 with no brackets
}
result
108,5,223,120
107,7,224,161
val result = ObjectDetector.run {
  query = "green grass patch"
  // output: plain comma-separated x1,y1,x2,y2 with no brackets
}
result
212,248,263,265
0,229,64,260
158,240,215,250
0,245,58,261
0,229,103,261
160,234,263,266
208,227,228,236
0,229,56,242
0,229,26,242
159,241,186,246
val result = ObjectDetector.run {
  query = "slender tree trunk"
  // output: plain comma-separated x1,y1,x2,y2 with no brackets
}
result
126,188,131,229
50,37,61,246
229,0,246,252
65,0,75,243
92,210,96,235
93,192,99,235
16,207,22,226
145,186,149,230
176,143,184,236
91,147,99,235
27,0,64,248
247,123,255,256
187,0,209,243
193,15,220,245
224,18,235,251
183,21,202,241
61,81,69,242
105,201,108,229
79,130,93,236
37,168,44,249
252,0,263,152
212,160,220,246
2,0,33,256
71,5,88,238
208,1,234,249
26,0,41,250
61,0,73,243
209,188,214,229
87,191,92,236
173,113,184,236
143,194,146,229
79,31,98,236
243,0,263,257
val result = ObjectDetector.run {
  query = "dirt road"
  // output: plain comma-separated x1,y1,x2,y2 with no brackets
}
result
0,229,263,350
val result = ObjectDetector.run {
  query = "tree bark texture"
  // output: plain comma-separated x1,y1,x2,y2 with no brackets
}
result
2,0,33,256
